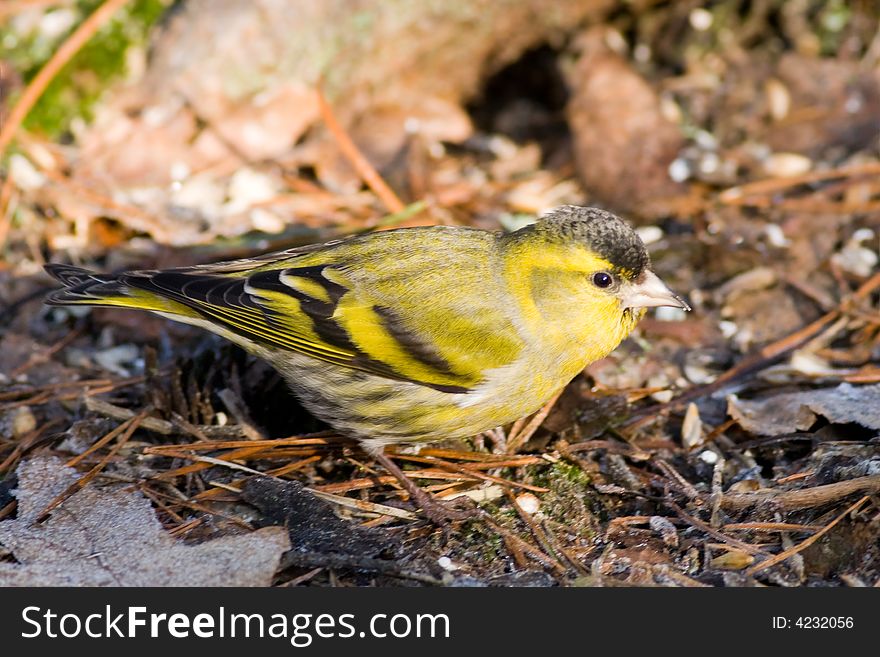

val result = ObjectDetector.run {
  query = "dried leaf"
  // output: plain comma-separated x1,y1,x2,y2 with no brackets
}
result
710,550,755,571
728,383,880,436
0,457,289,586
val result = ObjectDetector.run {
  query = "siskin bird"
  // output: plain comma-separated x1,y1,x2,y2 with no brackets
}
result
45,205,689,520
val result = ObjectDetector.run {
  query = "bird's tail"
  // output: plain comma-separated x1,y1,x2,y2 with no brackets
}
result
44,264,190,315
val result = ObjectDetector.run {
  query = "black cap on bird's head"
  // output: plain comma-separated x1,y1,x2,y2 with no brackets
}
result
528,205,691,311
534,205,651,280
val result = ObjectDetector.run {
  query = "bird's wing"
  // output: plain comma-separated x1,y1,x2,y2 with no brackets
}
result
123,229,525,393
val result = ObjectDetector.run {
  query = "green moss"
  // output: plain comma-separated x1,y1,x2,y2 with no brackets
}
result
2,0,168,139
531,461,591,488
816,0,851,55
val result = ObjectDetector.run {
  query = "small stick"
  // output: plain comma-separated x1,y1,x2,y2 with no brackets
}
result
629,270,880,422
217,388,267,441
0,501,17,521
308,489,418,521
85,397,246,438
65,415,135,467
143,434,341,452
722,522,822,532
719,161,880,203
478,512,567,574
316,86,405,214
667,501,769,557
720,474,880,512
0,173,15,251
389,453,549,493
9,327,84,378
506,389,564,454
746,496,871,576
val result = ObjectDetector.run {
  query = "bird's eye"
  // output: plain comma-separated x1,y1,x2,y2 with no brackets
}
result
592,272,613,288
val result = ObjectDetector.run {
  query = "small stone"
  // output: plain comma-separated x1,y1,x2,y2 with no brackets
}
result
225,167,279,214
681,403,704,449
250,208,286,234
13,406,37,438
93,344,140,376
699,152,721,175
689,8,713,31
764,78,791,121
9,154,46,191
718,266,777,298
763,152,812,178
790,350,835,376
515,492,541,515
636,225,664,245
832,230,878,278
437,556,456,571
718,320,738,339
668,158,691,183
764,224,791,248
699,450,719,465
169,161,191,182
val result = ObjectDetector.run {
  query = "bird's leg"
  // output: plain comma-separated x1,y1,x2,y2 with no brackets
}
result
372,451,477,524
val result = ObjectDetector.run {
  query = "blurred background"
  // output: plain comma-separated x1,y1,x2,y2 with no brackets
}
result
0,1,879,587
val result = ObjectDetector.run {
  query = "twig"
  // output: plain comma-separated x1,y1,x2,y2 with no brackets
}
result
316,86,405,214
719,161,880,204
85,397,246,438
389,453,549,493
308,489,418,521
722,522,822,532
0,420,60,475
152,445,280,479
746,496,871,576
141,486,253,529
149,448,418,520
419,447,541,463
629,270,880,422
0,501,17,520
217,388,267,441
667,501,769,557
720,475,880,512
0,0,132,159
478,512,567,574
0,376,141,402
0,172,15,251
506,389,564,454
505,489,589,576
143,433,341,453
65,415,136,467
265,455,323,477
9,327,84,378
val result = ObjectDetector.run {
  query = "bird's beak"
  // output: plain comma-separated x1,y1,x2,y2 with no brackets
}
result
621,270,691,311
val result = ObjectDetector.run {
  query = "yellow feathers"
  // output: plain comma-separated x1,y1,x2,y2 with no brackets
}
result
45,205,689,450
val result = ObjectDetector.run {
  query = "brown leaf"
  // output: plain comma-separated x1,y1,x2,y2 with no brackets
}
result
566,28,684,216
0,457,289,586
728,383,880,437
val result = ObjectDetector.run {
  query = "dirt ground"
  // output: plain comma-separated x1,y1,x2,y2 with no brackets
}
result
1,0,879,587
